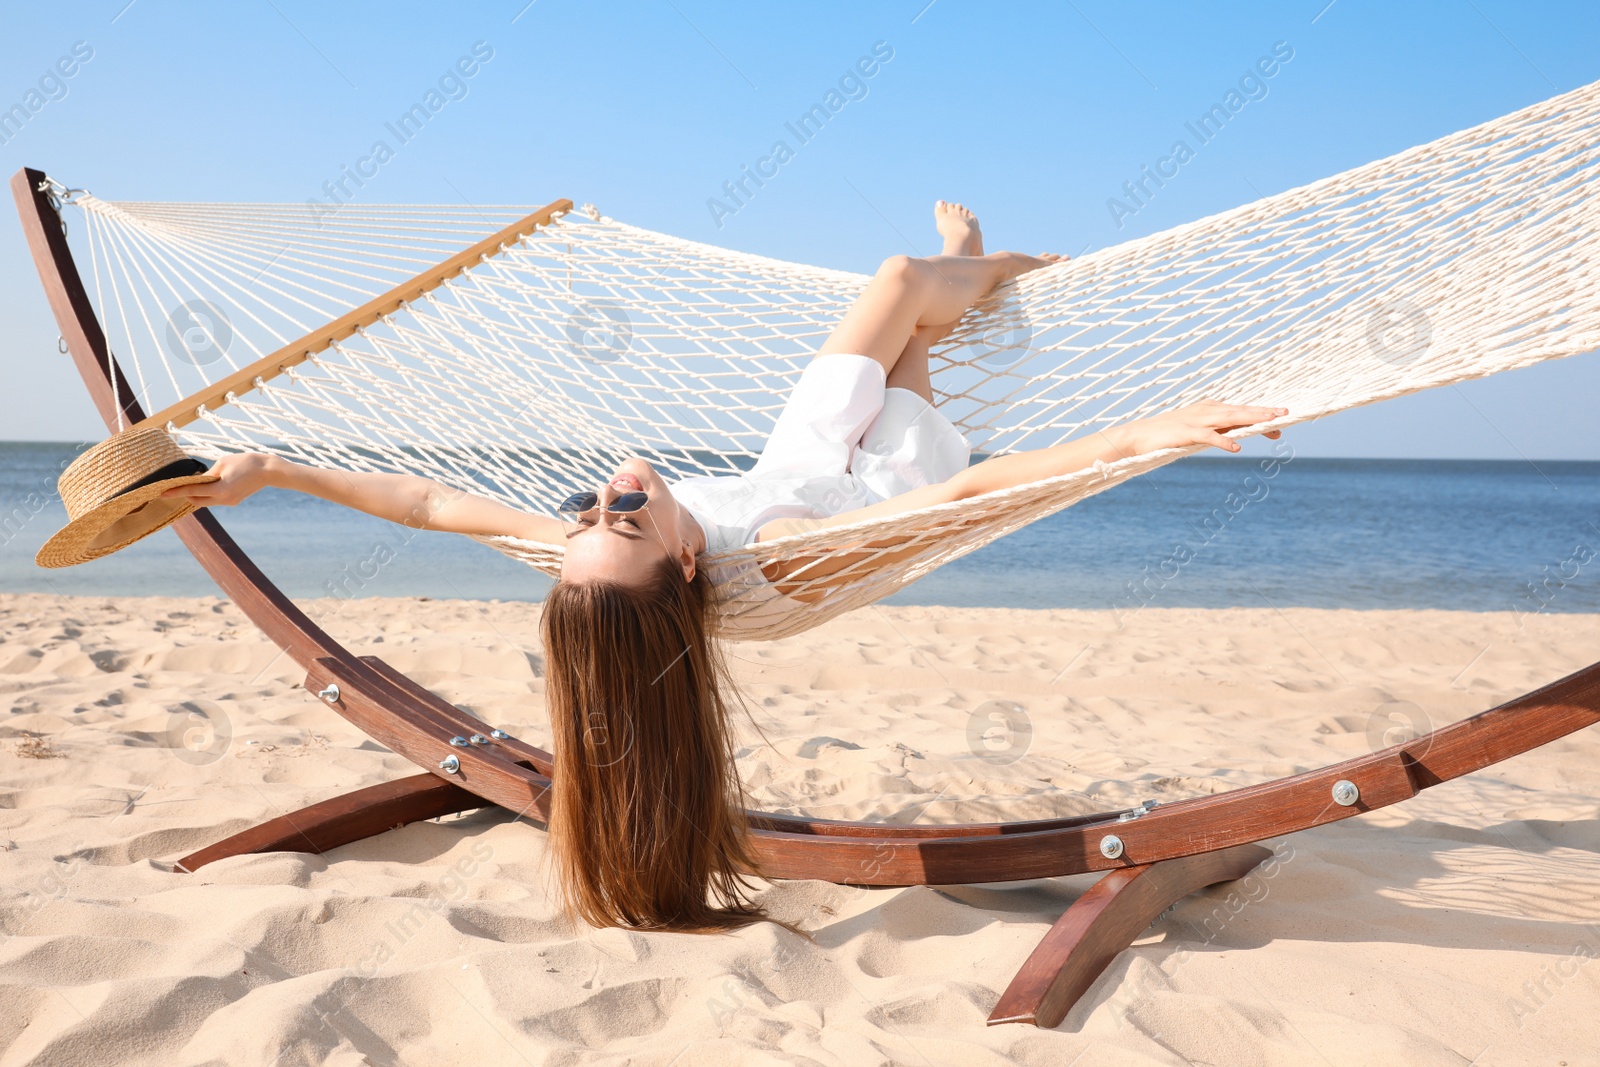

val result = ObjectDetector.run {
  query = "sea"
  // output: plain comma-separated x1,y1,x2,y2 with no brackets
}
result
2,442,1597,615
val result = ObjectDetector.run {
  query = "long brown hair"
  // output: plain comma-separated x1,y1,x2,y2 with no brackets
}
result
540,554,765,931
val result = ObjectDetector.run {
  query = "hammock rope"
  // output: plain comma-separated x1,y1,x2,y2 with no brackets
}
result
51,78,1600,639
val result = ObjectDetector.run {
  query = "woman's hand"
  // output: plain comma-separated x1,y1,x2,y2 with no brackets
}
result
1124,401,1287,455
158,452,276,507
152,454,569,545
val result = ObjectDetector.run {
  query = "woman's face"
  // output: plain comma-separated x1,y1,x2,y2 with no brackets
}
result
558,458,701,586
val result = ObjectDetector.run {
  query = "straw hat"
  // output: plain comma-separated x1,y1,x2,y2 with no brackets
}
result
36,426,220,569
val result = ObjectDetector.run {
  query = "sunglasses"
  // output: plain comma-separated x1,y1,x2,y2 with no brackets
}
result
558,489,650,521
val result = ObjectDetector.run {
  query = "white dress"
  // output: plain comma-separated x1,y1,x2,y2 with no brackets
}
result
672,353,972,554
667,352,969,639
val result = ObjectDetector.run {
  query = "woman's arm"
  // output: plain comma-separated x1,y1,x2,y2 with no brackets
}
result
756,400,1287,541
947,400,1286,501
158,453,567,545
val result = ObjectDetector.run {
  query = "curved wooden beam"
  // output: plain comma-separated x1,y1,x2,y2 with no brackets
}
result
987,844,1272,1027
744,655,1600,883
12,169,143,430
10,164,557,826
176,772,487,873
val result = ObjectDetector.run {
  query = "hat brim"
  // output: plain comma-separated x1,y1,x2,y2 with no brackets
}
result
36,472,222,569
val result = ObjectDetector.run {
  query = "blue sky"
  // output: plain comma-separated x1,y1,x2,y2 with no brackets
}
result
2,1,1596,457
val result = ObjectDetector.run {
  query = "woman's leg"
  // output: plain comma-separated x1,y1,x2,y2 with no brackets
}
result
882,203,980,402
818,201,1062,377
884,330,934,401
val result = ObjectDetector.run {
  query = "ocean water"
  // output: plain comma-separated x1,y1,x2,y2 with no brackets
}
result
2,441,1597,614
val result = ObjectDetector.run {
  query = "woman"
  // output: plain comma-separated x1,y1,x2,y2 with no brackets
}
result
162,201,1287,931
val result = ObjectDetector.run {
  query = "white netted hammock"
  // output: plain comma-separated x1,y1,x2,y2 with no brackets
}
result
54,79,1600,640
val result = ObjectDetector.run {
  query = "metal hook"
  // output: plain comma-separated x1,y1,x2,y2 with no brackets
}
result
34,177,87,236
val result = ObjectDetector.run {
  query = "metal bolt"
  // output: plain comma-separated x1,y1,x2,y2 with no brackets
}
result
449,736,470,748
1117,799,1160,822
1100,834,1125,860
1331,779,1360,807
489,729,510,740
438,754,460,774
317,683,340,704
469,734,490,745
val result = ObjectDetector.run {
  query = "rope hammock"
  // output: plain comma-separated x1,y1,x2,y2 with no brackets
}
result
52,78,1600,640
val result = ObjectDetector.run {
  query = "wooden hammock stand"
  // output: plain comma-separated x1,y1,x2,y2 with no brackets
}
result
15,166,1600,1028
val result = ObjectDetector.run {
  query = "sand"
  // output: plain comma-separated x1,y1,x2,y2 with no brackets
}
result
1,592,1597,1066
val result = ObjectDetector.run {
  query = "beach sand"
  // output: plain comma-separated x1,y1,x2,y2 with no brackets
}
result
1,592,1597,1065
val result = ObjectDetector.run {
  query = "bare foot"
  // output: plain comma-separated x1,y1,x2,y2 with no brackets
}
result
994,250,1068,281
935,200,984,257
919,250,1068,344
